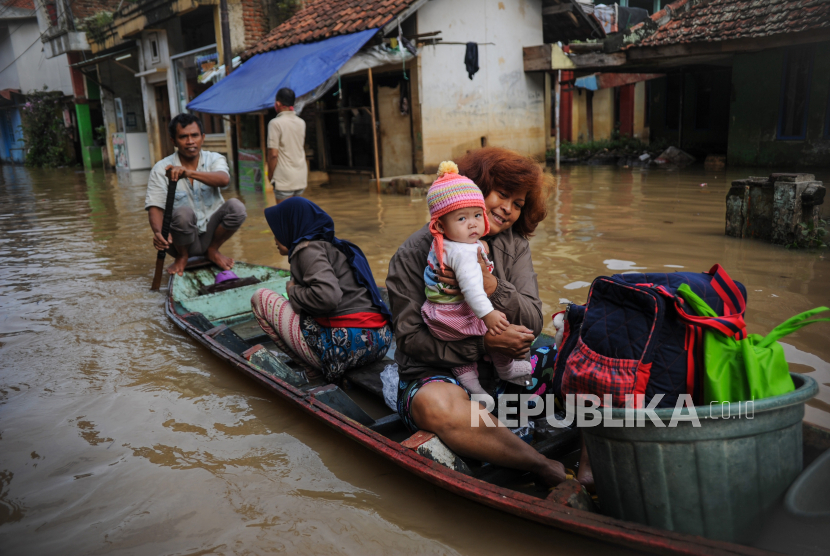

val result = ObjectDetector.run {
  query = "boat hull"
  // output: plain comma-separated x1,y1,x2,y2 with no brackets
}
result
165,268,819,556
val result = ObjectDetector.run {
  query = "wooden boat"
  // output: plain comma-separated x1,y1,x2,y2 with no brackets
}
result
166,261,830,556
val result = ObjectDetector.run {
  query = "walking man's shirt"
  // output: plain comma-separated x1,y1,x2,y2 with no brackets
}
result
268,110,307,195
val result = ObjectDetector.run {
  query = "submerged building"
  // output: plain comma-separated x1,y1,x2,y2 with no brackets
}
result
531,0,830,166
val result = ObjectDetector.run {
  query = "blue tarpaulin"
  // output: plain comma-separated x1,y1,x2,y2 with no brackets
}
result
187,29,377,115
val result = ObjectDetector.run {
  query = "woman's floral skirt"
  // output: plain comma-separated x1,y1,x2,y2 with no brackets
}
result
300,316,393,382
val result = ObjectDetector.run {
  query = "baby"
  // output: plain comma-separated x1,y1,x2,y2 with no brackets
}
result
421,161,533,406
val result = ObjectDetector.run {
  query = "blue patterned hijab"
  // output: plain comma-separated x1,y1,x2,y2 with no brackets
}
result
264,198,391,319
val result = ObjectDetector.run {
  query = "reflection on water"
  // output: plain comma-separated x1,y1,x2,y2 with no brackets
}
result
1,163,828,554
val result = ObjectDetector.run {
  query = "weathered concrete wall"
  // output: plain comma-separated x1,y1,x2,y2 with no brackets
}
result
568,81,649,144
593,88,614,141
0,18,73,95
378,83,414,177
728,41,830,167
416,0,546,171
572,88,588,142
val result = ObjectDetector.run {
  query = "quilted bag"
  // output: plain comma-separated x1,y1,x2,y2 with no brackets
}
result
553,265,748,408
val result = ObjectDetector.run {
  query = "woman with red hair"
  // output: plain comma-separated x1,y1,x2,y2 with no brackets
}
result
387,147,574,487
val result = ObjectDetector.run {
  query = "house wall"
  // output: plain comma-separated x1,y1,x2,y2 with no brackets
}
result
416,0,546,171
572,88,588,142
238,0,269,52
569,81,651,144
0,18,73,95
728,41,830,167
593,88,614,141
568,87,613,143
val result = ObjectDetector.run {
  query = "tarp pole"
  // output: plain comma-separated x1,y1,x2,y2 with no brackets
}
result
220,0,238,188
678,71,684,150
544,73,552,153
555,70,561,173
260,113,267,196
368,66,381,194
234,115,242,188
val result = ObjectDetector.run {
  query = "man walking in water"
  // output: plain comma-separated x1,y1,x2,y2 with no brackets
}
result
146,113,246,276
267,88,307,203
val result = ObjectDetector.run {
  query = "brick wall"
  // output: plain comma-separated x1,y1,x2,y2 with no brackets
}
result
71,0,121,20
241,0,269,48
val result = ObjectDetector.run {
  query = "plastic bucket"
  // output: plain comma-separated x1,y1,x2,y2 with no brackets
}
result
582,374,818,543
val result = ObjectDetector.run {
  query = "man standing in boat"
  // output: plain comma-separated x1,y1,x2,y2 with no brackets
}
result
146,113,247,276
267,88,307,203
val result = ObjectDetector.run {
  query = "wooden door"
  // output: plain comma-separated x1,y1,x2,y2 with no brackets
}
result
619,83,635,137
155,84,174,157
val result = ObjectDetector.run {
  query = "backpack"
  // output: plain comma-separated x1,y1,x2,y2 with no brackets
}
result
552,265,748,409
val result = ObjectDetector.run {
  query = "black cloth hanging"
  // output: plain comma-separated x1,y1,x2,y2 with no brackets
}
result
464,42,479,80
400,35,418,57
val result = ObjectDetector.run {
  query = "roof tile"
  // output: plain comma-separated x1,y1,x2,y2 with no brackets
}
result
629,0,830,48
241,0,419,60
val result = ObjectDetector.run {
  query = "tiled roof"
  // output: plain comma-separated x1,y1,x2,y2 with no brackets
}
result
629,0,830,48
2,0,35,10
242,0,420,60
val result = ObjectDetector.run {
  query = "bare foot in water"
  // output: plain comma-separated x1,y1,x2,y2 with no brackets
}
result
207,247,234,270
167,254,188,276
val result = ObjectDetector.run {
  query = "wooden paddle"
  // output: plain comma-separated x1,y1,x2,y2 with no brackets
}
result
150,174,178,291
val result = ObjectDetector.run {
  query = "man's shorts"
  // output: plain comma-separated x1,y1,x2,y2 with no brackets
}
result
273,187,306,200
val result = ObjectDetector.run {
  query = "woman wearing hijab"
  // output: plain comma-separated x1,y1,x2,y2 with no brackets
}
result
251,197,393,382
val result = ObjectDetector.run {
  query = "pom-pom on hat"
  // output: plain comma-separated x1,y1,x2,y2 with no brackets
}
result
426,160,490,270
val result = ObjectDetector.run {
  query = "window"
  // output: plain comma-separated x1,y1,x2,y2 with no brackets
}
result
149,32,160,64
777,47,814,140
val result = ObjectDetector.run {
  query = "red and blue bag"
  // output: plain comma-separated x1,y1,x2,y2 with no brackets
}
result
552,265,748,408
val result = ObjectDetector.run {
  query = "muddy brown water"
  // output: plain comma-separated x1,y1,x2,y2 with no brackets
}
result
1,164,828,555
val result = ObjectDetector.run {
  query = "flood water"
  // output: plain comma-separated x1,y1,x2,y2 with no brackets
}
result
1,163,828,555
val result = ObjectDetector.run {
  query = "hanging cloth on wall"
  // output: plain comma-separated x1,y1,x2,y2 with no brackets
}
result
464,42,479,80
399,76,410,116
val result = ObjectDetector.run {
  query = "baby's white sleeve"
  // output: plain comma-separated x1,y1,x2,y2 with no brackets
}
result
444,243,494,318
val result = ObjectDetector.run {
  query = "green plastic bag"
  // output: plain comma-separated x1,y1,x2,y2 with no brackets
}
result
677,284,829,404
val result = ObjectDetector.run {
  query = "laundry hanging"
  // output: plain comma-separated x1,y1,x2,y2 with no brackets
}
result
464,42,479,80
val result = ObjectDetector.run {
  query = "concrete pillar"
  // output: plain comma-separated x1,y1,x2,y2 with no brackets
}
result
726,173,825,246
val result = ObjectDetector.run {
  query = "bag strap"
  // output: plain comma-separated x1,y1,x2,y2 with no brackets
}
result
755,307,830,348
675,284,748,339
707,264,746,317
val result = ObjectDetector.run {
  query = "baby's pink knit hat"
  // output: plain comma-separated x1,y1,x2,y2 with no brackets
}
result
426,161,490,270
